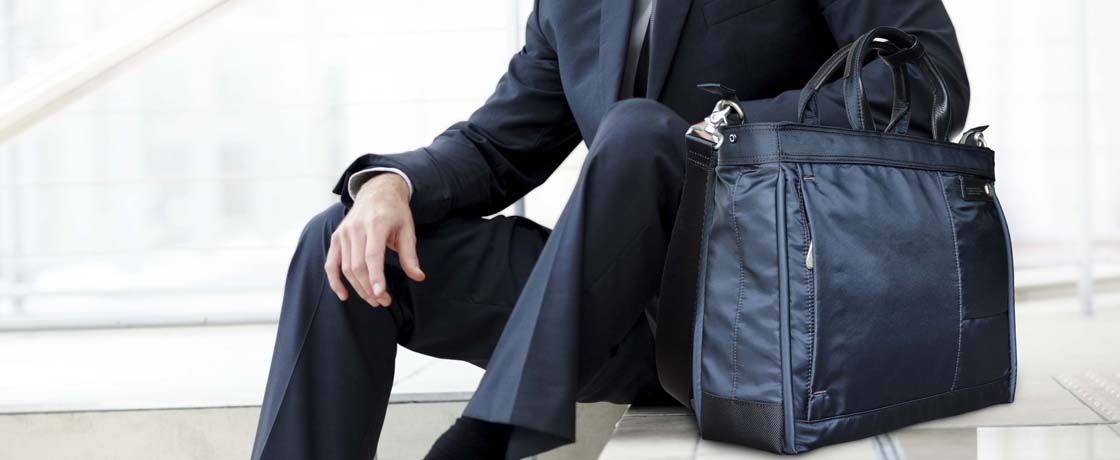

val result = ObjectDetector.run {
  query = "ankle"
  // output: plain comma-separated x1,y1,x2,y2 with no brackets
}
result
425,417,511,460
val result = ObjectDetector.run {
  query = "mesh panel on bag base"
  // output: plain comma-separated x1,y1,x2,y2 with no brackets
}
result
700,392,785,453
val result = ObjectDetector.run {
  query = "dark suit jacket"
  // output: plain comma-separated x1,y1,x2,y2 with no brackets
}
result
333,0,970,225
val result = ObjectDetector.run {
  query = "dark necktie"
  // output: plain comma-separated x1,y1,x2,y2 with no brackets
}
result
634,25,651,98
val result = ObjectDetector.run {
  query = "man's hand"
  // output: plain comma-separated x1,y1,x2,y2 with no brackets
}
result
326,174,425,306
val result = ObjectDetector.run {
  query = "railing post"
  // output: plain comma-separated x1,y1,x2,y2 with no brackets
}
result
510,0,528,217
1075,0,1094,317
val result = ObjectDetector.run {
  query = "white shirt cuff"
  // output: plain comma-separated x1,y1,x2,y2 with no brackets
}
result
347,167,414,200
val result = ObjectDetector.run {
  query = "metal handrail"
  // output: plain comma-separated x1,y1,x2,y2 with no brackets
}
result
0,0,237,143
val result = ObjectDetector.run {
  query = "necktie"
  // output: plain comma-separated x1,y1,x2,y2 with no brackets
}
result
621,0,654,99
634,24,651,98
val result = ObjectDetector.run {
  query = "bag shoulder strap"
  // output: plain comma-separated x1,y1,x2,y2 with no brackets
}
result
655,126,719,408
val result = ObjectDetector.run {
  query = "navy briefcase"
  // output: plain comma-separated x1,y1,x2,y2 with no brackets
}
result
655,26,1016,454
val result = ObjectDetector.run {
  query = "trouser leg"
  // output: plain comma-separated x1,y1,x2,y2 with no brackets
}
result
251,204,398,460
252,205,553,459
462,99,689,458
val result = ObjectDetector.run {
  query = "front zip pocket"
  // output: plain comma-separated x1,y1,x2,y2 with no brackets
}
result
793,169,820,418
796,163,961,420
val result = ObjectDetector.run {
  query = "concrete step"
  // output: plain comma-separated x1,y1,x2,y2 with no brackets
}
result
0,324,625,459
0,400,625,460
3,284,1117,459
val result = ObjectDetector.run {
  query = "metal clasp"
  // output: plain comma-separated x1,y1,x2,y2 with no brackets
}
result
686,99,744,150
959,125,989,148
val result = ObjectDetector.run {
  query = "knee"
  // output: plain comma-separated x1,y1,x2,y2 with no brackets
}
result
297,203,346,250
598,99,685,143
588,99,688,171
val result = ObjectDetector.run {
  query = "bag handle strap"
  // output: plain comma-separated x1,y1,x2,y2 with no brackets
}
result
798,40,913,135
845,27,952,141
798,27,953,142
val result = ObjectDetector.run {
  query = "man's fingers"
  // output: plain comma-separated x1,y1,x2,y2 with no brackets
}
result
338,232,368,302
365,225,389,307
396,226,426,283
345,229,375,303
325,233,348,301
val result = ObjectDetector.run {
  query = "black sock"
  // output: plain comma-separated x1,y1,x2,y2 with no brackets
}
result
424,417,512,460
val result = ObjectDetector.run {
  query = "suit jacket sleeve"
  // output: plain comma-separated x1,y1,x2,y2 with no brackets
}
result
332,4,581,224
739,0,970,138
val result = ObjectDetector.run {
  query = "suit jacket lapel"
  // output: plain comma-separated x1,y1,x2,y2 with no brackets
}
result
599,0,634,106
647,0,695,100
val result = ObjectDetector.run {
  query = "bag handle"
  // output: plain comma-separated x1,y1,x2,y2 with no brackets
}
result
798,40,913,135
845,27,952,141
798,27,953,142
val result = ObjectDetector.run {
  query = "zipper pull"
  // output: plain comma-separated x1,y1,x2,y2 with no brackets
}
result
806,240,815,270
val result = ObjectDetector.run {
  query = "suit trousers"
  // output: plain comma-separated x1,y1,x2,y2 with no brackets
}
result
251,99,689,459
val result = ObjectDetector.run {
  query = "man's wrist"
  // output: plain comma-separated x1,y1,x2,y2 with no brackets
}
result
356,173,410,203
347,167,414,200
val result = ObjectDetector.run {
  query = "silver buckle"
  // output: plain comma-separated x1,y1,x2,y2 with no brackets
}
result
686,99,743,150
959,125,989,148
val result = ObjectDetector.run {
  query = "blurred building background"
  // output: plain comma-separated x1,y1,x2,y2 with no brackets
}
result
0,0,1118,327
1,0,1119,458
0,0,541,326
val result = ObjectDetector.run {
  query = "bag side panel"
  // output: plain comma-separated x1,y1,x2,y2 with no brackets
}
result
994,192,1018,399
699,164,786,452
700,164,783,403
938,173,1013,389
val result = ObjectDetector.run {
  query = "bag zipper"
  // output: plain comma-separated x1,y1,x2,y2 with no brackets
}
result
795,175,815,270
796,171,819,419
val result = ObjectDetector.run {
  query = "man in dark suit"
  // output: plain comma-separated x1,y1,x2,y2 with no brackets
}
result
251,0,969,458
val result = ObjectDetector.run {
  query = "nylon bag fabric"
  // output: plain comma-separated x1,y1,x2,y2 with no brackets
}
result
655,27,1016,454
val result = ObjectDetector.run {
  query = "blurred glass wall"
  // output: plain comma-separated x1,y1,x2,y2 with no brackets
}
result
0,0,535,324
945,0,1120,268
0,0,1115,327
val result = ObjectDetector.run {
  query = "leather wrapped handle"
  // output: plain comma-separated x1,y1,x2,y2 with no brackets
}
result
798,27,953,142
798,40,912,134
845,27,952,141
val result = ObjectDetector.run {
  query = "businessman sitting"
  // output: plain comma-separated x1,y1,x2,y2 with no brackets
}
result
251,0,970,458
